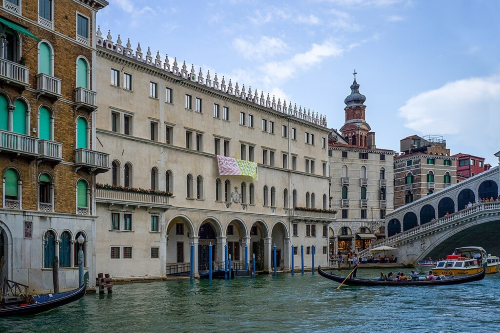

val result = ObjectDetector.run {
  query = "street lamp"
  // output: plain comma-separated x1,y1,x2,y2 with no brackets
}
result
77,235,84,287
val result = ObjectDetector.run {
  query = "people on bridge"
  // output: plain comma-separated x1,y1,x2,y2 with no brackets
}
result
467,201,473,208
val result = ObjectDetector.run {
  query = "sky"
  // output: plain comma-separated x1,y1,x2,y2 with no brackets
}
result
97,0,500,164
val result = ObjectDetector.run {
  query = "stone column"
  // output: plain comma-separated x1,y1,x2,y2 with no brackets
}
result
242,237,251,269
263,237,272,273
70,240,75,267
283,237,291,270
190,236,199,277
8,105,14,132
217,236,227,269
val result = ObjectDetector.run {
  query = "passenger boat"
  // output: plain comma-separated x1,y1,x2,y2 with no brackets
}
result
0,273,87,317
433,247,486,276
416,260,436,267
317,266,485,286
486,255,500,274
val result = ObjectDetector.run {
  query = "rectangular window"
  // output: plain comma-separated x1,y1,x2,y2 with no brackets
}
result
323,246,327,255
311,160,315,174
307,247,311,255
185,94,192,109
380,154,386,161
111,68,120,86
270,151,275,167
305,159,310,173
176,223,184,235
293,246,298,255
77,14,89,38
214,138,221,155
123,214,132,231
282,154,288,169
323,225,327,237
248,114,254,128
444,159,451,166
150,82,158,98
306,225,311,237
323,162,327,176
269,121,274,134
328,149,333,157
311,134,315,145
111,247,120,259
407,160,413,166
241,144,247,160
311,225,316,237
196,133,203,151
165,87,172,103
293,223,298,237
195,98,202,113
427,158,435,165
249,146,255,162
223,140,230,157
111,112,119,132
305,132,310,144
214,104,220,118
222,107,229,120
123,247,133,259
342,209,348,219
186,131,192,149
39,0,52,21
240,112,246,125
165,125,173,144
151,247,159,259
380,209,386,219
361,209,367,219
282,125,287,138
111,213,120,230
263,149,268,165
359,153,368,160
124,73,132,90
151,215,159,232
150,121,158,141
322,137,326,149
291,128,297,140
342,151,348,158
292,156,297,171
262,119,267,132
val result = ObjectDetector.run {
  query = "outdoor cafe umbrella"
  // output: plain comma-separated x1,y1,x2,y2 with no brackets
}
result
370,245,397,258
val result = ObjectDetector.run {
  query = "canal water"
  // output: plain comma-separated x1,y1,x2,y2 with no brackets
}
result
1,269,500,332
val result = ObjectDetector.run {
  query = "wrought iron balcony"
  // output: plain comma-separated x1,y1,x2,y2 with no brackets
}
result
95,188,170,209
75,148,109,174
36,73,61,99
341,199,349,207
74,87,97,111
0,58,29,87
379,179,387,187
341,177,350,185
360,199,368,207
427,182,435,190
0,130,38,157
3,0,20,15
4,198,20,209
38,16,53,30
38,139,63,162
359,178,368,187
38,202,53,212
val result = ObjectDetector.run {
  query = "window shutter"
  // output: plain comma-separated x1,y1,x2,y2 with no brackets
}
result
38,42,51,75
77,180,87,207
77,58,88,88
39,107,51,140
4,169,18,197
0,94,8,131
12,100,26,134
77,118,88,149
44,231,55,268
39,173,51,183
59,232,71,267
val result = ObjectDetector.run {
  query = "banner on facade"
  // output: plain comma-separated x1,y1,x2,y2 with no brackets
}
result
217,155,258,180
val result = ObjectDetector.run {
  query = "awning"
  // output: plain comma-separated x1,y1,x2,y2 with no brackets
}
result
356,233,377,240
217,155,258,180
0,17,41,41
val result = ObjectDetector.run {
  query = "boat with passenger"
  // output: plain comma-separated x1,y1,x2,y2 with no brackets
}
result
432,247,486,276
486,255,500,274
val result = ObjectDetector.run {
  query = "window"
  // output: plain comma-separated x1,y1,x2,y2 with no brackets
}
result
380,154,386,161
151,215,159,232
305,132,314,145
292,156,297,171
284,188,288,208
165,125,173,144
111,161,120,186
123,247,133,259
111,68,119,86
223,140,230,157
305,159,310,173
185,94,192,109
282,154,288,169
111,213,120,230
214,138,221,155
427,158,435,165
291,128,297,140
38,173,51,207
293,223,298,237
342,209,348,219
262,119,267,132
323,225,327,237
407,160,412,166
307,247,311,255
247,183,254,205
77,13,89,40
427,172,434,182
111,247,120,259
249,146,255,162
228,225,234,235
123,214,132,231
311,160,315,174
323,162,327,176
150,82,158,98
224,180,231,202
176,223,184,235
186,131,192,149
150,121,158,141
282,125,287,138
342,151,348,158
151,247,159,259
444,159,451,166
263,186,269,206
195,133,203,151
270,151,275,167
77,180,87,208
43,231,55,268
361,209,367,219
359,153,368,160
248,114,254,128
262,149,268,165
111,112,120,132
328,149,333,157
405,174,413,184
39,0,53,21
166,87,173,103
241,144,247,160
124,115,132,135
124,163,132,187
380,209,386,219
322,137,326,149
269,121,274,134
292,190,297,208
196,175,203,199
124,73,132,90
271,187,276,207
342,186,348,200
241,182,247,204
240,112,246,125
444,173,451,184
166,170,173,193
311,225,316,237
361,187,367,200
380,168,385,180
323,246,327,255
214,103,220,118
459,159,469,166
187,174,193,198
293,247,298,255
151,168,158,190
306,225,311,237
223,107,229,120
195,98,202,113
59,231,71,267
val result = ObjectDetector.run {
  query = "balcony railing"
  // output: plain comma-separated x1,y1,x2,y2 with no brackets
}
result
96,188,169,206
74,87,97,110
360,199,368,207
359,178,368,187
0,130,39,157
36,73,61,98
39,140,63,162
444,183,452,188
341,177,349,185
404,183,413,191
0,58,29,86
341,199,349,207
379,179,387,187
4,199,20,209
3,0,20,14
75,148,109,173
77,207,89,215
38,16,53,29
39,202,53,212
291,209,336,220
427,182,435,190
379,200,387,208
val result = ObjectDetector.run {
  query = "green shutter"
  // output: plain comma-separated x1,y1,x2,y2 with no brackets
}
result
12,100,26,134
77,58,88,88
77,180,87,207
59,232,71,267
77,118,87,149
44,231,55,268
342,186,348,199
4,169,18,197
38,42,51,75
0,94,8,131
40,173,51,182
39,107,51,140
361,187,366,200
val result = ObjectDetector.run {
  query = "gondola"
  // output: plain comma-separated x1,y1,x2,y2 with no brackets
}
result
0,273,87,317
317,266,485,286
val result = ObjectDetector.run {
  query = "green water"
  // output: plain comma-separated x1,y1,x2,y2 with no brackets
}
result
1,269,499,332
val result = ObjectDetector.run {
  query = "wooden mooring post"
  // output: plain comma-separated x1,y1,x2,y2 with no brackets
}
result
52,257,59,293
96,273,113,294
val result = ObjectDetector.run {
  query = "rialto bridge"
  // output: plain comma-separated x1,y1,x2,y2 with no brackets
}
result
359,164,500,264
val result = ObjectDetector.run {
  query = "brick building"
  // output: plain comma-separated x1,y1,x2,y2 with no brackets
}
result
453,153,491,182
0,0,108,293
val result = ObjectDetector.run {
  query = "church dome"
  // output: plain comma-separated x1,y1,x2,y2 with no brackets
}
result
344,72,366,107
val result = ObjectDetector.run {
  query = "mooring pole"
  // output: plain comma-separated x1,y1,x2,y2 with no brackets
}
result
209,242,213,282
273,244,277,276
312,245,315,276
224,244,228,280
245,244,248,271
301,245,304,275
291,245,294,277
252,253,256,278
52,257,59,293
228,254,232,280
78,235,84,287
190,243,194,282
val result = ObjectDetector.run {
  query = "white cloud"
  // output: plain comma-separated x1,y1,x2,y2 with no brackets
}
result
387,15,404,22
315,0,407,7
399,76,500,157
297,14,321,25
113,0,154,26
115,0,134,12
327,9,361,31
233,36,289,60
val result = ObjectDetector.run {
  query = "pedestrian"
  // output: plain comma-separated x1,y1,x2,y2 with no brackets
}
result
351,255,359,279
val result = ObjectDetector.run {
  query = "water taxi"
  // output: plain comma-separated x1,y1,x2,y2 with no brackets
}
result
433,247,486,276
486,255,500,274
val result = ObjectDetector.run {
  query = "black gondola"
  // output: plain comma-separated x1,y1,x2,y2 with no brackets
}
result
317,266,485,286
0,273,87,317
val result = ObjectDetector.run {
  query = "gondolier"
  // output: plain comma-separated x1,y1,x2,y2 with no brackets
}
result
351,255,359,279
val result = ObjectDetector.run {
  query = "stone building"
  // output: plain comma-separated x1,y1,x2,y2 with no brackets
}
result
393,135,456,210
453,153,491,182
0,0,109,293
328,73,394,255
93,30,334,278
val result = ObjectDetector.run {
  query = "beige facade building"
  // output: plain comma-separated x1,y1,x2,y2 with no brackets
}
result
328,74,394,255
93,30,335,278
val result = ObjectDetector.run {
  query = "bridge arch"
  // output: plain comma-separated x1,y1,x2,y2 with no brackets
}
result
403,212,418,231
387,218,401,237
420,204,435,224
457,189,475,211
438,197,455,218
478,180,498,200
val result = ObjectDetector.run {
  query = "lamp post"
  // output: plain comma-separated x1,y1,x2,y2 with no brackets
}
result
77,234,84,287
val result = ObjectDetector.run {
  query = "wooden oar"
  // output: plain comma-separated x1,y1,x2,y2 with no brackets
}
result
336,265,358,290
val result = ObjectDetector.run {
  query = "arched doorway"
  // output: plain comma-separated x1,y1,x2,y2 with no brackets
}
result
420,204,435,224
198,221,218,271
478,180,498,200
438,197,455,218
403,212,418,231
337,227,352,253
355,227,373,251
250,221,268,270
457,189,475,211
271,222,287,270
227,219,246,267
0,227,6,282
166,216,194,275
387,219,401,237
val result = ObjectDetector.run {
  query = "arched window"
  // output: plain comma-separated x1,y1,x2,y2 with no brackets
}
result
306,192,310,208
197,175,203,199
77,57,89,88
124,163,132,187
379,168,385,180
44,230,56,268
311,193,316,208
249,183,255,205
76,117,88,149
215,178,222,201
38,42,53,75
342,186,348,199
59,231,71,267
351,135,356,145
427,171,434,183
283,188,288,208
4,169,19,204
186,174,193,199
77,180,88,208
224,180,231,202
112,161,120,186
166,170,173,193
444,172,451,184
361,187,367,200
151,167,158,190
241,182,247,204
0,94,9,131
263,186,269,206
293,189,297,208
360,166,367,179
13,99,27,135
270,187,276,207
0,25,20,61
342,165,348,178
39,106,52,140
74,232,86,267
323,194,327,209
405,173,413,184
39,173,52,211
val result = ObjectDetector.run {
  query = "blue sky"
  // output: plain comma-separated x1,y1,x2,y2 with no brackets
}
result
97,0,500,164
